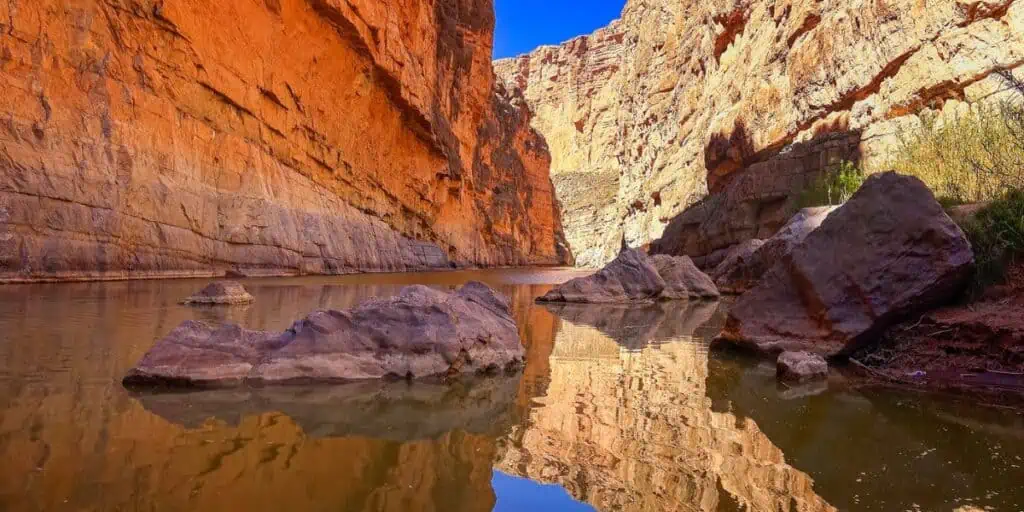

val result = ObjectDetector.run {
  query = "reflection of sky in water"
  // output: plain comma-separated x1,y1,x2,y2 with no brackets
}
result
492,471,595,512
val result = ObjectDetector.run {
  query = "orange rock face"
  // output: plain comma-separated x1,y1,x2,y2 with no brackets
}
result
0,0,570,282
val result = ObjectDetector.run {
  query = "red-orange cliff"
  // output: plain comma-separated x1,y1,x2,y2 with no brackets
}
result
0,0,571,282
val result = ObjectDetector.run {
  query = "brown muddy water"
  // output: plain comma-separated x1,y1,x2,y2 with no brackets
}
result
0,269,1022,512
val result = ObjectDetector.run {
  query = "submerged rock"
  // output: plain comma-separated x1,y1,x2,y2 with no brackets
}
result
126,282,524,387
715,207,837,294
538,249,665,303
717,172,974,357
652,254,720,299
776,351,829,383
181,281,255,305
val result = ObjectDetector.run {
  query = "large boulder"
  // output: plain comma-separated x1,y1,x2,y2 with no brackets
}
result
715,207,837,293
181,281,255,305
652,255,720,299
125,282,524,387
710,240,765,288
538,249,666,303
717,172,975,357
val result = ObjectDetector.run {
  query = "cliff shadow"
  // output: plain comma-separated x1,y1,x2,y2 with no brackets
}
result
652,121,863,262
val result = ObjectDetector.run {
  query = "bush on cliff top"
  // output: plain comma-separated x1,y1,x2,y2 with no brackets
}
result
888,71,1024,205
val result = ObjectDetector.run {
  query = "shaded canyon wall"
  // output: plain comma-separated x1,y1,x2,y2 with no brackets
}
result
495,0,1024,267
0,0,571,282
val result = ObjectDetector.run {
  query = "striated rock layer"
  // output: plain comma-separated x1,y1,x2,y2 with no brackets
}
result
0,0,570,282
496,0,1024,267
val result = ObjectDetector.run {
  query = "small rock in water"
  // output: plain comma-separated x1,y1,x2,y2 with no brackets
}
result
181,281,255,306
777,351,829,383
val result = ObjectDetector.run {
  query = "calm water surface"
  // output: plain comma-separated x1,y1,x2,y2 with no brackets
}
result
0,269,1022,511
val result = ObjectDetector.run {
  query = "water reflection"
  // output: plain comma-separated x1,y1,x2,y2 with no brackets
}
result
538,300,719,350
133,376,522,440
503,301,836,512
0,271,1022,511
707,352,1024,511
0,271,563,512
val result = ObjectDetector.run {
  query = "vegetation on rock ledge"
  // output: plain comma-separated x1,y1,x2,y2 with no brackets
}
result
889,70,1024,206
797,160,866,208
961,189,1024,291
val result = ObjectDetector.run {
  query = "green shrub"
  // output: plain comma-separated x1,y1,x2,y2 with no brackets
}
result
961,188,1024,290
798,160,866,208
888,72,1024,204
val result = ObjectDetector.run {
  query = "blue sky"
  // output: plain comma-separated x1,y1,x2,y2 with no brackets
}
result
492,471,595,511
493,0,626,59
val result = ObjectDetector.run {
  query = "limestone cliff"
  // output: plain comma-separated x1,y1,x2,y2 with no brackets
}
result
0,0,570,282
496,0,1024,267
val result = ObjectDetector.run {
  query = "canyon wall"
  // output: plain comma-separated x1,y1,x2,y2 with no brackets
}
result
496,0,1024,267
0,0,570,282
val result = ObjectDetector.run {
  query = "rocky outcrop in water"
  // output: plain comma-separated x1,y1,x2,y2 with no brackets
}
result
537,248,718,303
717,173,974,357
777,351,829,383
180,281,254,306
496,0,1024,267
125,282,523,387
538,249,665,303
0,0,570,282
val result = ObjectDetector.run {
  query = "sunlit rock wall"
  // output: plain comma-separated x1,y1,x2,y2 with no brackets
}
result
0,0,570,282
496,0,1024,266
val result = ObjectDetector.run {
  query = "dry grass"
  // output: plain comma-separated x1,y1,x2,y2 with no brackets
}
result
888,71,1024,205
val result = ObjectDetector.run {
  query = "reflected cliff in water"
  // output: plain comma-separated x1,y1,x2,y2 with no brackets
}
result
502,300,837,512
1,271,1023,511
0,271,560,512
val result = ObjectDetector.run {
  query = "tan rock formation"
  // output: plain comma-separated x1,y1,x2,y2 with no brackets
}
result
496,0,1024,267
0,0,570,282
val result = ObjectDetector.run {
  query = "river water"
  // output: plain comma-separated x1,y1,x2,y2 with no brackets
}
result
0,269,1021,511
